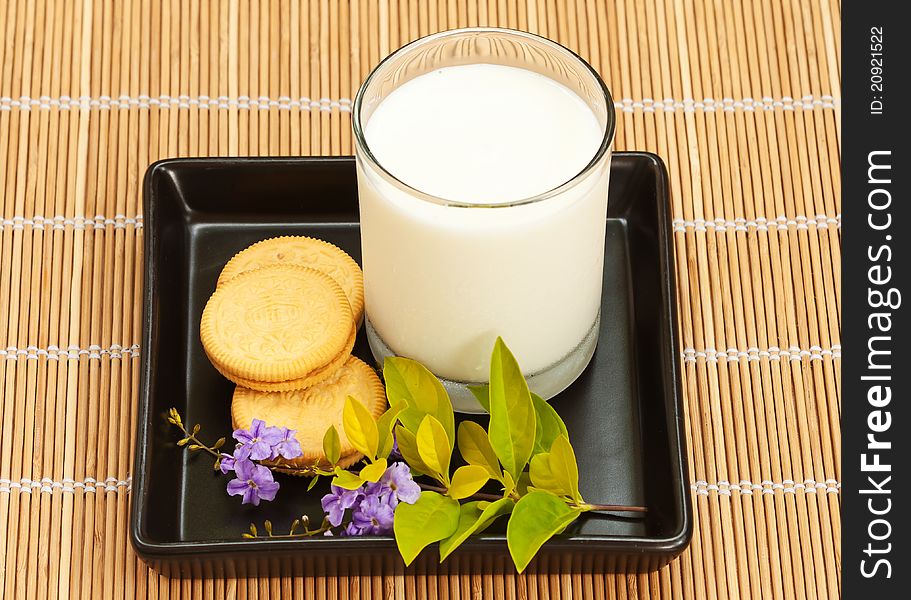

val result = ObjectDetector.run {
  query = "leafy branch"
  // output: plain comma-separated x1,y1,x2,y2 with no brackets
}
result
168,338,647,573
384,338,649,572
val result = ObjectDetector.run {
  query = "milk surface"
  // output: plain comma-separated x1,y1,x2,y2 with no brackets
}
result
358,63,610,384
365,64,602,203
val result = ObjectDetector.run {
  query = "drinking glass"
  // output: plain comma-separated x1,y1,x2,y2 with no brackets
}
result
353,28,615,412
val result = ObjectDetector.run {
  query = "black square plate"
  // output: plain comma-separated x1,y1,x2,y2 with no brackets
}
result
132,153,690,577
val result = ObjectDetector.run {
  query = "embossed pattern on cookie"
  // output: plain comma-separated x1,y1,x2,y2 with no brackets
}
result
218,236,365,323
210,324,357,392
200,265,353,382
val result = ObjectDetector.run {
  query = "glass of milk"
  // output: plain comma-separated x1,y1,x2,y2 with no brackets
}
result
353,28,615,412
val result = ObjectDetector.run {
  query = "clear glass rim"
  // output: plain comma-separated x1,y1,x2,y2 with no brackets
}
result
352,27,616,209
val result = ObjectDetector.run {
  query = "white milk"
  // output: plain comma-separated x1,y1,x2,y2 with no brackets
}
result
357,63,610,385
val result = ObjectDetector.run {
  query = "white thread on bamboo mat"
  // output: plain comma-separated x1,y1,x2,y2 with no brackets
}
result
691,479,840,496
1,343,140,361
682,344,841,363
0,95,352,111
0,94,839,113
3,475,842,496
672,214,842,233
616,95,839,113
0,214,143,231
0,476,131,494
6,213,845,236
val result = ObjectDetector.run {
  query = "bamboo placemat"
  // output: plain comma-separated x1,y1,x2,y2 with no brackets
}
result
0,0,840,598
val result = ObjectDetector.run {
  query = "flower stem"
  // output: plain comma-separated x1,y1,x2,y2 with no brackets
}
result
580,503,648,514
270,462,322,476
418,482,504,502
418,482,648,513
175,424,220,458
250,525,332,539
245,517,332,539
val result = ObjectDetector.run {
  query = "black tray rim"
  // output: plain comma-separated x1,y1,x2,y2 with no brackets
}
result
131,152,691,565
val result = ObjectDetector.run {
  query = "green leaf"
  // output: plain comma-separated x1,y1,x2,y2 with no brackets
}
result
529,455,561,497
331,467,365,490
416,416,452,485
306,476,320,491
529,435,582,502
487,338,536,480
323,425,341,465
439,498,514,560
393,491,460,566
396,407,429,439
531,393,568,455
395,425,431,476
552,435,582,501
447,465,489,500
457,421,502,479
376,404,404,459
467,385,491,412
359,458,388,482
384,357,455,447
343,395,379,460
506,491,582,573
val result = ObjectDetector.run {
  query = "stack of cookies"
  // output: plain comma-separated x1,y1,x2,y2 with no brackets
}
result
200,237,386,470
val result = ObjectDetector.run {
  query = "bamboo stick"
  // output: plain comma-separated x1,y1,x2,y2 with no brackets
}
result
269,0,280,156
219,0,230,156
328,0,339,155
4,0,40,594
309,0,320,154
281,0,292,155
45,4,79,596
300,0,311,156
0,0,27,595
31,3,68,597
290,0,304,157
7,3,39,600
256,0,266,157
239,0,250,156
56,2,93,597
20,0,54,594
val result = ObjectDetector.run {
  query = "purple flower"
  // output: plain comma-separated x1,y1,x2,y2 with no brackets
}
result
233,419,283,461
226,459,280,506
218,452,237,474
320,464,418,536
350,494,395,535
272,427,303,460
363,480,396,506
321,485,363,527
380,462,421,505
